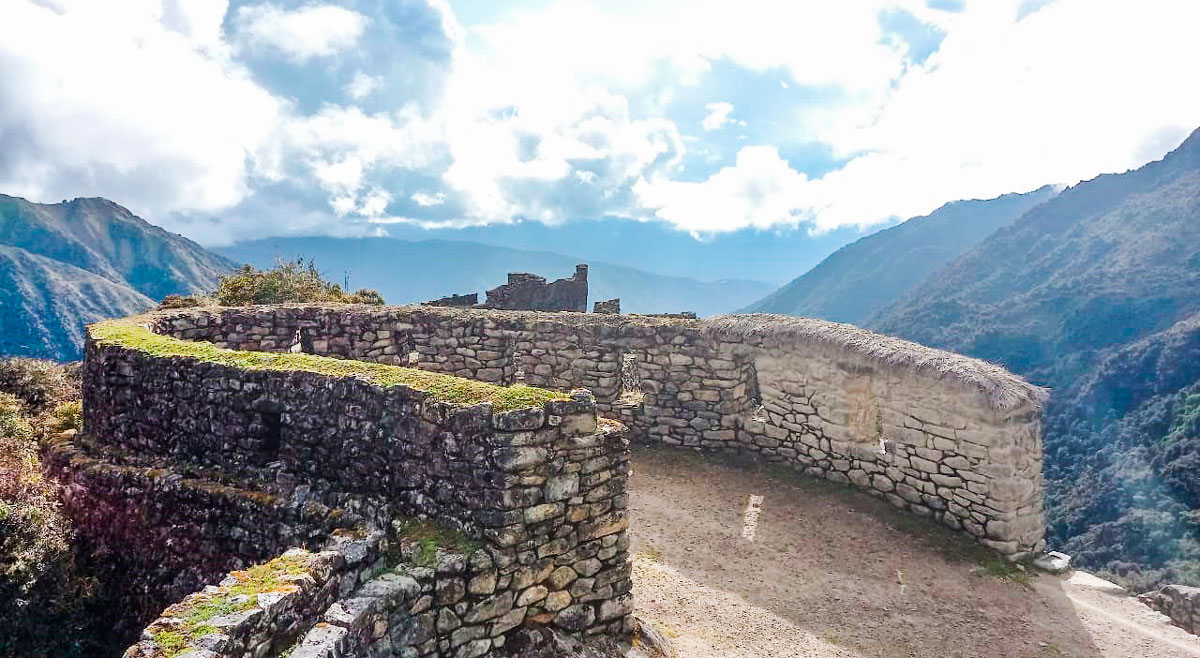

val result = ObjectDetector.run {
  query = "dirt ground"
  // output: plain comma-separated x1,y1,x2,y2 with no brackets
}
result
628,448,1200,658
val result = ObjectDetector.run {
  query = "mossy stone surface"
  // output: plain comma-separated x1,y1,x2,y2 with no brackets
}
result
89,319,567,413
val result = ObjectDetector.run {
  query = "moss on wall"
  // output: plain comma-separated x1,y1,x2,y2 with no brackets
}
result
89,319,567,412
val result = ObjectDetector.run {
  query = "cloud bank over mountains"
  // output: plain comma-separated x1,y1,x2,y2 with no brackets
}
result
1,0,1197,244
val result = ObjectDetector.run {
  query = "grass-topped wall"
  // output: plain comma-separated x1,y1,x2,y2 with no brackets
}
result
90,319,567,413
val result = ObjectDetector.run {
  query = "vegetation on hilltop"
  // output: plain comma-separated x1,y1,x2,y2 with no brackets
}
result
161,258,385,308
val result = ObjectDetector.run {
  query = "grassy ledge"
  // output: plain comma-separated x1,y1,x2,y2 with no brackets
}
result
151,552,315,657
89,319,567,413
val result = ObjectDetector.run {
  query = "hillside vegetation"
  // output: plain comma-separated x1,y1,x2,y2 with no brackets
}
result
743,186,1058,323
870,128,1200,590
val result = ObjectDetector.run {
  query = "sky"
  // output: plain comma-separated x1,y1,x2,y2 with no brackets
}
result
0,0,1198,247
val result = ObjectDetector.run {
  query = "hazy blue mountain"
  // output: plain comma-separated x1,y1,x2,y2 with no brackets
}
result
217,237,774,317
742,186,1059,323
868,127,1200,589
0,195,237,359
371,216,882,285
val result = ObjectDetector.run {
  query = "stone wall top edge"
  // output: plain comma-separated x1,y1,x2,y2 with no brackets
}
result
85,321,581,421
705,313,1049,412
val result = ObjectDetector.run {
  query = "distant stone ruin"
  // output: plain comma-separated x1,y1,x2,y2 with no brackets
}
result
593,299,620,314
424,265,589,312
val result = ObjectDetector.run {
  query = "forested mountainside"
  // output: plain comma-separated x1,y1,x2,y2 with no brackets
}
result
870,127,1200,589
0,195,235,359
217,237,773,317
742,186,1058,324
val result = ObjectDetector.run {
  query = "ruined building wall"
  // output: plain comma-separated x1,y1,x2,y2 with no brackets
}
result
71,317,633,657
144,305,1047,557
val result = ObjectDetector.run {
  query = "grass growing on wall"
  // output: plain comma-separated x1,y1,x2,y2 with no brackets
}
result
89,320,568,413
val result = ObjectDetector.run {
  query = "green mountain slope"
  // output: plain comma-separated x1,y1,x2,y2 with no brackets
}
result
217,237,774,317
868,127,1200,588
0,195,237,359
743,186,1058,323
0,195,235,301
0,245,152,360
871,129,1200,384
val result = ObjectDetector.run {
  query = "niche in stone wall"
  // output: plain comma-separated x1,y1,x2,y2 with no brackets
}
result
255,400,284,463
616,353,644,406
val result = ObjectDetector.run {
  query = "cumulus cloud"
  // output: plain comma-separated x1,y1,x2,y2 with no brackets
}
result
235,2,368,62
344,72,381,100
1,0,1198,243
0,0,284,216
701,102,734,131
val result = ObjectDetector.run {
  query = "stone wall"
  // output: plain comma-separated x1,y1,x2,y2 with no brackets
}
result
1140,585,1200,636
139,304,1047,557
75,316,634,655
484,265,588,312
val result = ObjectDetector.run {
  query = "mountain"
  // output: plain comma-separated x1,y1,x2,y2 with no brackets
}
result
0,195,235,301
367,216,881,286
872,128,1200,386
742,186,1059,323
867,127,1200,589
217,237,774,317
0,195,236,359
0,245,152,360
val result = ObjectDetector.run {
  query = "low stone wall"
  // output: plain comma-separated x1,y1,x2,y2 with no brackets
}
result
1140,585,1200,636
42,433,354,636
139,305,1047,556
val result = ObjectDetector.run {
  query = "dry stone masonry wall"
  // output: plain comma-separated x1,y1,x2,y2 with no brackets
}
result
73,313,634,657
143,304,1047,558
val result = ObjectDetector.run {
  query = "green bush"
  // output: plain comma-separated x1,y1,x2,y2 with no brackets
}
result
213,259,385,306
0,358,75,412
49,401,83,433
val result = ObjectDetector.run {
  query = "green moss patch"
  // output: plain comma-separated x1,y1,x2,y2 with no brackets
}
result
153,552,316,657
90,319,567,412
393,518,483,567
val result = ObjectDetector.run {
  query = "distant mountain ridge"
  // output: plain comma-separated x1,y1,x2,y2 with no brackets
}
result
217,237,774,318
0,195,236,359
742,186,1059,323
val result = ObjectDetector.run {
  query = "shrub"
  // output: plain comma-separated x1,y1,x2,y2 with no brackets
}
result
212,259,385,307
49,401,83,433
0,358,75,412
157,293,211,310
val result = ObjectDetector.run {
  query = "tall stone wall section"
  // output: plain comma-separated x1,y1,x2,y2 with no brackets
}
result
74,317,633,656
142,305,1047,557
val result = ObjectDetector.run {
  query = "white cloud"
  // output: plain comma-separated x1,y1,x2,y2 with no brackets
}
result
235,3,368,63
636,146,812,233
0,0,284,217
701,102,734,131
344,72,381,100
411,191,446,207
2,0,1199,243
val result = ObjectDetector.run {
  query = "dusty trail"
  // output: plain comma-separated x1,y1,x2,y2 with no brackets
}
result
628,448,1200,658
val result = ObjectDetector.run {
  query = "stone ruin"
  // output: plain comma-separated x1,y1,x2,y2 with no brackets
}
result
56,303,1050,657
425,266,588,313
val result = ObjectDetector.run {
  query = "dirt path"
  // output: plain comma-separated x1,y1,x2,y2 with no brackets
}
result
628,449,1200,658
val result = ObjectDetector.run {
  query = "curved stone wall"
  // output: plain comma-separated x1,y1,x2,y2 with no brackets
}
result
73,314,634,656
139,304,1047,557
